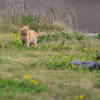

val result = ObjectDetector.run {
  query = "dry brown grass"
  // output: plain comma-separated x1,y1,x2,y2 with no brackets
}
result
0,17,19,33
0,0,79,34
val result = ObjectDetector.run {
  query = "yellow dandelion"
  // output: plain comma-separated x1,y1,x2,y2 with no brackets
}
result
34,81,38,85
74,66,76,68
90,49,94,51
68,67,70,69
78,45,81,47
8,74,12,77
30,79,36,83
75,95,78,99
30,80,34,83
72,64,74,67
72,64,76,68
54,37,56,39
57,53,59,56
48,58,50,60
52,56,54,58
24,75,30,79
65,56,67,58
82,58,84,61
79,95,83,99
47,62,49,64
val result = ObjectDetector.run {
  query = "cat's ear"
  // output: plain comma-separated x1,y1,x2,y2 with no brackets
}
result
21,25,23,28
27,25,29,28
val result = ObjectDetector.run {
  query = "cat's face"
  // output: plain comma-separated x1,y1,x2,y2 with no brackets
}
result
21,25,29,34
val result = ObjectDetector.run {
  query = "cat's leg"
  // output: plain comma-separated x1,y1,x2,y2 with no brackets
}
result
21,41,25,46
26,41,30,46
26,37,30,46
34,39,37,47
26,40,29,46
29,43,31,46
30,43,33,46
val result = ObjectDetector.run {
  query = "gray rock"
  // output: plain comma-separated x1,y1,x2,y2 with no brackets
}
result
70,60,100,69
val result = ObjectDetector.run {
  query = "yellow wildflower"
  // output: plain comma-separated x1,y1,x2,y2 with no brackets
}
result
74,66,76,68
72,64,74,67
34,81,38,85
82,58,84,61
91,49,94,52
72,64,76,68
57,53,59,56
8,74,12,77
78,45,81,47
68,67,70,69
47,62,49,64
79,95,83,99
24,75,30,79
65,56,67,58
30,80,34,83
52,56,54,58
48,58,50,60
75,95,78,99
30,79,36,83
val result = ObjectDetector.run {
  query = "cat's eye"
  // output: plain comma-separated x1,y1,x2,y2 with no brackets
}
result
23,29,28,31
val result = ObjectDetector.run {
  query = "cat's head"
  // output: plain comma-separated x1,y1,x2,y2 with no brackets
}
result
20,25,29,34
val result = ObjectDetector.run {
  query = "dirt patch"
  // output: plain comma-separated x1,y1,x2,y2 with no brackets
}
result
33,52,40,55
7,56,33,62
19,51,40,55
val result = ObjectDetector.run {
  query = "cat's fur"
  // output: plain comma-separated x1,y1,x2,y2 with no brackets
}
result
20,25,37,47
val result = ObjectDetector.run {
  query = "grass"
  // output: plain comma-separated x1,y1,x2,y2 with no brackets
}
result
0,4,100,99
1,27,100,100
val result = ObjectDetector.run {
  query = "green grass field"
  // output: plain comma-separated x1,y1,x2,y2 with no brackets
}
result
1,29,100,100
1,12,100,99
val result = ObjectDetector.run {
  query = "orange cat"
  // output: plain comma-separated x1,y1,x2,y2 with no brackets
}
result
20,25,37,47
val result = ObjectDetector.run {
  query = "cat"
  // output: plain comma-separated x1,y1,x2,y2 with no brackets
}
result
20,25,37,47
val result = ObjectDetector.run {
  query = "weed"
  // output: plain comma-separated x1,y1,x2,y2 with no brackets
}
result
26,54,39,57
0,78,47,95
0,4,100,99
73,32,84,41
97,33,100,39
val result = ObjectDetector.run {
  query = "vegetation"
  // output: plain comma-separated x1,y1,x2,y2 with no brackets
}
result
1,3,100,100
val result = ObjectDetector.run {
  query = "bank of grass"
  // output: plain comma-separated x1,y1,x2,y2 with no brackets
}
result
1,25,100,100
1,2,100,99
